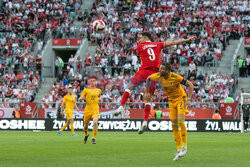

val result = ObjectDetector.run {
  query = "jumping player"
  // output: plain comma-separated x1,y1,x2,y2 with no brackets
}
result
79,77,101,144
114,32,196,127
144,62,194,161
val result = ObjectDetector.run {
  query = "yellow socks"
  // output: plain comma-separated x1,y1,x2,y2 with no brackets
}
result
84,128,89,136
179,122,187,147
61,122,69,131
60,122,76,134
70,123,75,134
92,129,98,138
172,123,182,150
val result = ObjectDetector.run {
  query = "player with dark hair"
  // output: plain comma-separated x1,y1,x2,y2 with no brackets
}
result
79,76,101,144
144,62,194,161
114,32,196,128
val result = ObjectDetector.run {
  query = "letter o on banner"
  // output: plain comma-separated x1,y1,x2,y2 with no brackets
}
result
0,109,4,118
148,121,160,131
0,120,10,129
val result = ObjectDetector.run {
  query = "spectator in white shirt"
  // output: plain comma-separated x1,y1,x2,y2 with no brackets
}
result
74,72,82,80
123,61,131,75
37,39,43,53
131,54,138,70
68,54,75,67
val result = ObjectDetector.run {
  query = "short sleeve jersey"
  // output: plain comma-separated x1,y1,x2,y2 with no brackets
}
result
137,42,164,70
81,88,101,111
63,94,76,113
149,72,186,101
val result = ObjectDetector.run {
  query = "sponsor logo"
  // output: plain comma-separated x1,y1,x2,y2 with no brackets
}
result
66,39,70,45
0,120,45,130
245,37,250,45
148,120,197,131
26,105,32,115
225,105,232,115
123,109,130,118
186,110,195,117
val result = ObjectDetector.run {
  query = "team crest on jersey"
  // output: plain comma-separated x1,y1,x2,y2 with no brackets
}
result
169,82,173,86
96,91,99,94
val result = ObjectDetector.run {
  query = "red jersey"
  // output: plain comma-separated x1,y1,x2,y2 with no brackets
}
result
137,41,164,70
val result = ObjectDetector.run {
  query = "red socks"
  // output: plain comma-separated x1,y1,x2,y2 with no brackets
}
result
144,103,151,121
120,89,130,106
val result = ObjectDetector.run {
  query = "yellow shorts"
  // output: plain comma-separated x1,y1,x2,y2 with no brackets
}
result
169,98,189,120
65,113,73,120
84,110,100,123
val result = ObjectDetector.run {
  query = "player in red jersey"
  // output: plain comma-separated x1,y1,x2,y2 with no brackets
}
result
114,32,196,132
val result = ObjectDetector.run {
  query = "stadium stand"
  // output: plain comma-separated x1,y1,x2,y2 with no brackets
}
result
0,0,81,104
0,0,249,108
41,0,250,108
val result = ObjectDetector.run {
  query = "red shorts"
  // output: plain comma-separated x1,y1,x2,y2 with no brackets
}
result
130,68,158,93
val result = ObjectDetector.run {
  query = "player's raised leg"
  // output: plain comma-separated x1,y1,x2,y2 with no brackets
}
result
114,89,131,116
114,81,135,116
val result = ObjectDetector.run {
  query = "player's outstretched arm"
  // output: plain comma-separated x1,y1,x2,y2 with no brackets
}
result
163,35,196,48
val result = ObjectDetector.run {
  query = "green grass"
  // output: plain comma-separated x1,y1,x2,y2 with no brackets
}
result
0,131,249,167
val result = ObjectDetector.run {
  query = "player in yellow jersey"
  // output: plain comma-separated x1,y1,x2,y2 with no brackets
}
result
79,76,101,144
57,85,79,136
141,62,194,161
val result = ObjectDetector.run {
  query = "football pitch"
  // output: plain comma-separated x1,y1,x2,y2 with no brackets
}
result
0,131,249,167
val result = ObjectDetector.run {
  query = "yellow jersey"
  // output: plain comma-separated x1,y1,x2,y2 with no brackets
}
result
81,88,101,111
63,93,76,114
149,72,187,102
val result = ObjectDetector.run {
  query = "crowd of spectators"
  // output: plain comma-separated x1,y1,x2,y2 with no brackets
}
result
0,0,81,103
0,70,40,106
1,0,249,108
42,67,237,110
42,0,250,109
79,0,249,77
